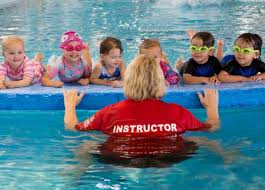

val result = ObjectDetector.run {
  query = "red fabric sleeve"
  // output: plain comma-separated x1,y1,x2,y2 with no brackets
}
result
75,109,104,131
181,108,208,131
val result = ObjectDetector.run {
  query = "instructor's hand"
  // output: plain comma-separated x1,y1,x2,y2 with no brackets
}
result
197,89,218,110
63,89,85,108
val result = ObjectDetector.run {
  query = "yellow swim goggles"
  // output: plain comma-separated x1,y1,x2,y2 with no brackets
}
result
233,46,259,55
189,45,214,53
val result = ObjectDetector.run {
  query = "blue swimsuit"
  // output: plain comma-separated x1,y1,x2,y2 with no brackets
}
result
99,65,121,81
223,58,265,77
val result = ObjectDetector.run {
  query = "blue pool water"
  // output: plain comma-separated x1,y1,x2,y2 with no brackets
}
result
0,0,265,189
0,107,265,189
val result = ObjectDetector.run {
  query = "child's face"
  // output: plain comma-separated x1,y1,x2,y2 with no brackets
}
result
190,37,212,64
62,41,83,64
140,46,162,64
3,42,25,69
234,38,258,67
102,48,122,68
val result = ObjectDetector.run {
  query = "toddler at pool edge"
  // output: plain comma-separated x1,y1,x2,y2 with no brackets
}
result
0,35,44,89
41,30,92,88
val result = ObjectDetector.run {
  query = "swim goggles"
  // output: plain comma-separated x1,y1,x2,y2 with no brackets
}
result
233,46,259,55
61,44,84,52
189,45,214,52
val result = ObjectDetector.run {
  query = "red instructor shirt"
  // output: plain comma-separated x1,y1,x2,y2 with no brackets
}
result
76,99,208,137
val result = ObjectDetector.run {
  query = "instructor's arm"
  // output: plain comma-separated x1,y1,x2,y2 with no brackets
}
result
64,90,85,130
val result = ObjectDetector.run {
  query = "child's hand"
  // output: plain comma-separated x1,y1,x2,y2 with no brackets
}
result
5,81,16,89
165,80,170,86
0,82,6,90
78,78,90,86
53,81,64,88
250,74,265,81
209,75,220,85
217,39,224,48
111,80,123,88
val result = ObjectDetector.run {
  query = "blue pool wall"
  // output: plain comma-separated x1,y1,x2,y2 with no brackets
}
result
1,82,265,110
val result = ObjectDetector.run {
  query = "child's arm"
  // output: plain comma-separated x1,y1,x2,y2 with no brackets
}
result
5,77,33,88
183,74,211,84
90,63,112,86
216,39,224,62
0,76,6,90
218,70,252,83
41,72,64,87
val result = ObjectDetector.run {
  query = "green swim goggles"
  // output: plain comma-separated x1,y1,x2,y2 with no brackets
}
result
233,46,259,55
189,45,214,52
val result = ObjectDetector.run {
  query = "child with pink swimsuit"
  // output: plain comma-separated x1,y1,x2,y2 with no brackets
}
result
41,31,92,87
0,35,43,89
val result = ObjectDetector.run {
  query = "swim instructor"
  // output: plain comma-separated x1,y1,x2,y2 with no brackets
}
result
63,54,220,136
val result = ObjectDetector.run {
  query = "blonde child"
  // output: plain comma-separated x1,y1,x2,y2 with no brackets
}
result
139,39,179,85
41,31,92,88
218,33,265,82
180,32,222,84
0,36,43,89
90,37,126,88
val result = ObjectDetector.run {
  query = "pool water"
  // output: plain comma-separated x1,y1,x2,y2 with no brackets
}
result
1,0,265,63
0,107,264,189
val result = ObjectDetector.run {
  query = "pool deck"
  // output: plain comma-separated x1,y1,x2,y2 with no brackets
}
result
1,81,265,110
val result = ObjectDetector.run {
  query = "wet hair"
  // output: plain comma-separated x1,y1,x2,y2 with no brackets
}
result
235,33,263,58
139,39,162,54
100,37,123,55
191,32,215,47
1,35,24,52
124,54,166,101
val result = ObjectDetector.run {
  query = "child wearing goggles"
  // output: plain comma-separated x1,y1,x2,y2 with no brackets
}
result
180,31,222,84
90,37,126,88
139,39,179,86
41,31,92,87
218,33,265,82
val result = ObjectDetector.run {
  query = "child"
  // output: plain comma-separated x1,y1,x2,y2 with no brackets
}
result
139,39,179,85
181,32,222,84
0,36,44,89
41,31,92,88
90,37,126,88
218,33,265,82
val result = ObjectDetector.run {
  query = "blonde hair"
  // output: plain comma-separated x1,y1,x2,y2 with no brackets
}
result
124,54,166,101
1,35,24,52
139,39,162,54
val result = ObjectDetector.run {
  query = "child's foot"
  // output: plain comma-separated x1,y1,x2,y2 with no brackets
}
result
175,57,184,71
33,52,44,62
187,29,197,40
217,39,224,48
